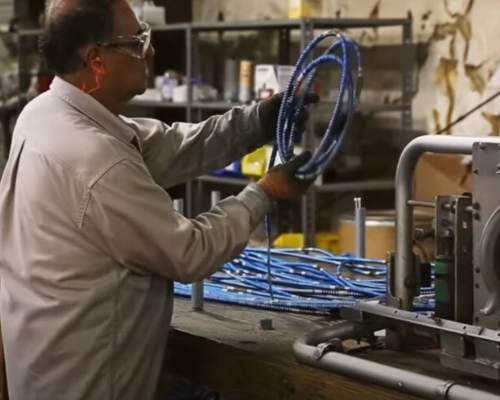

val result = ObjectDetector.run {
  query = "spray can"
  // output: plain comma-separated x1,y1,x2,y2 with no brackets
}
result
238,60,254,103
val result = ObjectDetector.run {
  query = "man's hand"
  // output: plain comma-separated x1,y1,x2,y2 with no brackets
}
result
257,151,314,200
259,92,320,143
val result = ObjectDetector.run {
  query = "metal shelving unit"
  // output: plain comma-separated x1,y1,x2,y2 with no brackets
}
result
137,17,413,245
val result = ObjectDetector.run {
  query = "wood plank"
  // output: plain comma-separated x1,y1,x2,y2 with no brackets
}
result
164,329,422,400
166,299,424,399
165,298,500,398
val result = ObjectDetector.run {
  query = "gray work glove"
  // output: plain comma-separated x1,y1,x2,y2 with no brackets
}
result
257,151,314,200
258,92,320,143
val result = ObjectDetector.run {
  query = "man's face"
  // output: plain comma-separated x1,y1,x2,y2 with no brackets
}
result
98,0,155,100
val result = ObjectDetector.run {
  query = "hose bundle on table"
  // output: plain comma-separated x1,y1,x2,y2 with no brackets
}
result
174,248,434,315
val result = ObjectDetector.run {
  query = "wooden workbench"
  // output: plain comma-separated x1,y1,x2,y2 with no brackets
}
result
158,298,500,400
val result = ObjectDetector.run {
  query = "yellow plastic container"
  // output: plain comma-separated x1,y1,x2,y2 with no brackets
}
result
315,232,340,253
273,232,340,253
242,146,268,178
273,233,305,249
288,0,322,19
242,144,304,178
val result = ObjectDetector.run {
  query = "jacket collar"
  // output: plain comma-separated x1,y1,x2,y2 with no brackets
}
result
50,76,137,146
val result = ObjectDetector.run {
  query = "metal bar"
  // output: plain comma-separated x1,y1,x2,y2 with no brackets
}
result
128,101,410,114
400,17,413,149
354,198,366,258
186,18,411,32
151,23,190,32
192,189,221,311
300,19,316,248
183,26,194,227
186,26,193,123
308,18,411,29
407,200,436,208
395,135,500,310
128,100,240,110
191,181,204,311
197,175,248,186
316,179,394,193
16,19,411,35
354,302,500,343
454,196,473,323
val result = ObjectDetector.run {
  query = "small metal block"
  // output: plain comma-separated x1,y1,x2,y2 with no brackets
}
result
260,319,274,331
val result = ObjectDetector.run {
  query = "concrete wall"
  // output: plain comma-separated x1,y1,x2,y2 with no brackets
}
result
193,0,500,135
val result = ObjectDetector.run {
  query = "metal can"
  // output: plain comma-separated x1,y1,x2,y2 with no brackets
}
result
238,60,254,103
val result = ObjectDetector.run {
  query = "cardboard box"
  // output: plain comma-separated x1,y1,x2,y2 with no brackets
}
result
415,153,472,201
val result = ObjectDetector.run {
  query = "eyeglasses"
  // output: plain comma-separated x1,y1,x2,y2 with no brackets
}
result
97,22,152,59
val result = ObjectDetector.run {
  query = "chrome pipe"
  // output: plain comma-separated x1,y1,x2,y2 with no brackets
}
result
293,322,500,400
354,197,366,258
192,191,221,311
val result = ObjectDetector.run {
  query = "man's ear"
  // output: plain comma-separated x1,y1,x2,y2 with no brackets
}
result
80,46,106,75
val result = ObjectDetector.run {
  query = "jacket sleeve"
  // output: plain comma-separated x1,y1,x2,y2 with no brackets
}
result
82,159,271,282
123,103,268,188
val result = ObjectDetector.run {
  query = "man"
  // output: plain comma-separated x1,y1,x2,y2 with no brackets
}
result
0,1,316,399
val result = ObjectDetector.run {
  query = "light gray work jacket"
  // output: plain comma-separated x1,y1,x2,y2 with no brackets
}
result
0,77,271,400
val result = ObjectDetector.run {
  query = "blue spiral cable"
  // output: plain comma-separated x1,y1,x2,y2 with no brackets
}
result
269,30,363,178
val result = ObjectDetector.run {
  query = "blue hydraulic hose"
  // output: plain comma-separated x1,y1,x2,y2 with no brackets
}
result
174,248,435,315
270,30,363,178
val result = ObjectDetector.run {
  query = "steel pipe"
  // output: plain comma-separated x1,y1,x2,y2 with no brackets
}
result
354,197,366,258
407,200,436,208
395,135,500,310
293,322,500,400
192,191,221,311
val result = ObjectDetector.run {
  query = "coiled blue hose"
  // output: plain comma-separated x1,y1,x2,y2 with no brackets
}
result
269,30,363,179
